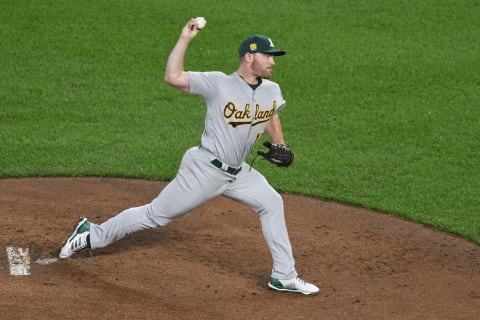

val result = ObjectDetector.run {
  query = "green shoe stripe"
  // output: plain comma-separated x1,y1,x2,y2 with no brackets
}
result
269,277,285,289
67,220,90,242
77,221,90,233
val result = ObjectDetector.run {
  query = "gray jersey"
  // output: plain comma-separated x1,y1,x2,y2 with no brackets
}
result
189,71,286,167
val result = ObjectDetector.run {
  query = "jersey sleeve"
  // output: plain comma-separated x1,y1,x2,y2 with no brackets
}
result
277,93,286,113
272,82,287,113
188,71,224,100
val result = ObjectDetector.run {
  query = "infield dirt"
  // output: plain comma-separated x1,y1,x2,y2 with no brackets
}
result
1,178,479,319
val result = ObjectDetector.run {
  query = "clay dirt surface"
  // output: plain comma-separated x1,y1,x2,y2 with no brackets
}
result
0,177,479,319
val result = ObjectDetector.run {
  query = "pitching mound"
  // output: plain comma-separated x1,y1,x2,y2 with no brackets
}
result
0,178,479,319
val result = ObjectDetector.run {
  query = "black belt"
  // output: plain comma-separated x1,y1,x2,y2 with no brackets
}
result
211,159,242,175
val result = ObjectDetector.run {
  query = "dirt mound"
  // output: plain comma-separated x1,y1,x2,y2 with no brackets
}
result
1,178,478,319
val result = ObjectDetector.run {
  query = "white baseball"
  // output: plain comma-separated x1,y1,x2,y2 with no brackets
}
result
194,17,207,29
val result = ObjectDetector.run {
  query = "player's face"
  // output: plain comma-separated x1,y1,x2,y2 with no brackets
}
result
251,53,275,79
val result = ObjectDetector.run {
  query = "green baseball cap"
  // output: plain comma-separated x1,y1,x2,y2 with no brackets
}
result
238,35,286,57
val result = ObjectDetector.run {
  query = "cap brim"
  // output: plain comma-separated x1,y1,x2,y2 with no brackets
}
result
265,49,286,56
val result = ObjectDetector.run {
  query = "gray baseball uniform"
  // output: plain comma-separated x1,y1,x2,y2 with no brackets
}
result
88,71,297,280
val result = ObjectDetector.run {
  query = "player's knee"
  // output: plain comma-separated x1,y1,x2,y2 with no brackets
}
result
261,190,284,214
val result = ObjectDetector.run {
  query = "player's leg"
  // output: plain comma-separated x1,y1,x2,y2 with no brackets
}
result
60,147,228,256
222,166,320,295
89,147,228,248
222,166,296,280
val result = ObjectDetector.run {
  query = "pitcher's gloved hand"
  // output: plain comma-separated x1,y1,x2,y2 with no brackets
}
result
258,141,294,167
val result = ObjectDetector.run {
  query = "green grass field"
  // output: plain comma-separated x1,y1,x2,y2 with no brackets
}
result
1,0,479,243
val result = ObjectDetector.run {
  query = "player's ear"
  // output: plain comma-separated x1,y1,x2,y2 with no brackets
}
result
243,52,254,63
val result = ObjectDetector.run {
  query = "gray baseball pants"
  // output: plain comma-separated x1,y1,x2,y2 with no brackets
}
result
89,146,297,280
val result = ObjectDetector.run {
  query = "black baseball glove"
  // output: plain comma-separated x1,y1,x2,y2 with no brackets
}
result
257,141,294,167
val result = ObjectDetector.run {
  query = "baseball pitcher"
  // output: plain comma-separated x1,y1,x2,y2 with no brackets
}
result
59,18,319,295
